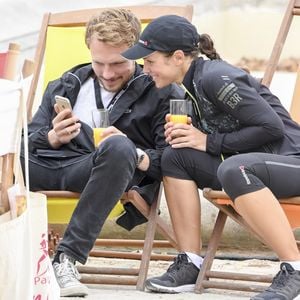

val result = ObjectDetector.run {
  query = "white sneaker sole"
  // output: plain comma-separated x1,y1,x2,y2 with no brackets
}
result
252,292,300,300
60,284,89,297
146,281,195,293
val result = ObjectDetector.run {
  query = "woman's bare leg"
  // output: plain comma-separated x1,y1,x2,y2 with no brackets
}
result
235,187,300,261
163,176,201,254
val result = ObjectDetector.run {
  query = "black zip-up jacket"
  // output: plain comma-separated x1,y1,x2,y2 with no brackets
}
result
26,63,183,230
183,58,300,157
27,63,183,180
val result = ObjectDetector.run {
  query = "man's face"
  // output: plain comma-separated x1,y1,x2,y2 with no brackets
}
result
89,35,135,92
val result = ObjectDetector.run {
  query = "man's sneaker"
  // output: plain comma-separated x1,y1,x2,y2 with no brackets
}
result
53,253,89,297
251,263,300,300
145,253,199,293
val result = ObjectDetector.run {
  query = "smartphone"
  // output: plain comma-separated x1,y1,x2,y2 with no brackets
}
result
55,95,72,112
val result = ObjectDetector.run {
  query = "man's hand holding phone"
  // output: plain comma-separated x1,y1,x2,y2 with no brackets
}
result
48,96,81,148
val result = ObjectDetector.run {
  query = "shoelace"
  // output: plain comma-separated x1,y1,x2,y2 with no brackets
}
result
167,254,188,273
268,265,290,291
56,257,80,280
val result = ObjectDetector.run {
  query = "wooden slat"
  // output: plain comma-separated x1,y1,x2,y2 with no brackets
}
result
1,42,21,80
89,249,174,261
294,0,300,9
206,271,272,283
94,239,172,248
27,13,50,121
201,280,267,293
22,59,34,79
47,5,193,26
80,274,137,285
289,65,300,124
262,0,297,86
0,153,14,212
203,187,300,205
77,266,139,276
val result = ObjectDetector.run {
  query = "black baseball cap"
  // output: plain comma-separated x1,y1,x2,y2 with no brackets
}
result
122,15,199,60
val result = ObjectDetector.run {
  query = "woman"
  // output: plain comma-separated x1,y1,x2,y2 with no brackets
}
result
122,15,300,300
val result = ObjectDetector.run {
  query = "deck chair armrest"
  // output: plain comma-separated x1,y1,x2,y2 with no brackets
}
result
37,190,80,198
203,188,230,200
279,197,300,205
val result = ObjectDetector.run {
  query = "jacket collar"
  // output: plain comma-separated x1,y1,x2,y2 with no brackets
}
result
109,64,151,124
61,63,93,107
60,63,153,125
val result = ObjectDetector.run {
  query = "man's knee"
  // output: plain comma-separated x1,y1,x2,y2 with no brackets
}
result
96,135,136,165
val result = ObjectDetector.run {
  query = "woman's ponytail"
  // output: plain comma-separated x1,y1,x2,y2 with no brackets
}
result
198,33,221,60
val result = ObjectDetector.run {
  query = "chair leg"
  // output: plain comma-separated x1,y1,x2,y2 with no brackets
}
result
128,189,178,250
195,210,228,293
136,191,161,290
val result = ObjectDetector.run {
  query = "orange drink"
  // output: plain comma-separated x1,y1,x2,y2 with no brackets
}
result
169,99,188,124
93,128,106,147
170,114,188,124
91,108,110,148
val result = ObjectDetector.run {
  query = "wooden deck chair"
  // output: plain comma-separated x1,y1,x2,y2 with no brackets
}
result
195,0,300,293
26,5,193,290
195,188,300,293
0,43,21,81
262,0,300,87
0,82,22,215
0,58,34,215
289,64,300,123
0,44,21,214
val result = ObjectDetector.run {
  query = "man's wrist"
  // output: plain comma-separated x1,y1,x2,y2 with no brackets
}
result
136,148,145,167
48,129,62,149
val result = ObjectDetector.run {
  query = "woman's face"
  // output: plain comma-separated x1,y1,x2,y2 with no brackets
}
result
143,51,183,88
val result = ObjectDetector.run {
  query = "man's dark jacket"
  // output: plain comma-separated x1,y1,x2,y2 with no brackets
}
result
26,63,183,230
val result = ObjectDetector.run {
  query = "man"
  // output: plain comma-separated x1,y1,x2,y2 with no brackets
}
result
23,8,182,297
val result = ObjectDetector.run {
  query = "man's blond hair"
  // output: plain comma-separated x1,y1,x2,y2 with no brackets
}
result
85,8,141,48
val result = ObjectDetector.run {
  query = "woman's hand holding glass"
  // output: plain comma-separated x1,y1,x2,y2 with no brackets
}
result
164,114,207,152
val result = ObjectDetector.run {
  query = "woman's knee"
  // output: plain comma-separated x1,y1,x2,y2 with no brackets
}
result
161,147,183,172
217,155,247,189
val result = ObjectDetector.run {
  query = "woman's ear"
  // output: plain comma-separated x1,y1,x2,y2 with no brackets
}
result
172,50,185,66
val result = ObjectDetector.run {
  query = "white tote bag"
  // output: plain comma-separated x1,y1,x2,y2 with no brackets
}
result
0,79,60,300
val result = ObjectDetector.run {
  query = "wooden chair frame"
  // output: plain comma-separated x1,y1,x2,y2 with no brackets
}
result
0,58,34,214
26,5,193,120
0,43,21,81
196,0,300,294
196,188,300,293
262,0,300,87
27,5,194,290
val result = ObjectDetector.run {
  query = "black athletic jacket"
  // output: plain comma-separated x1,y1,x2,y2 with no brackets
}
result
183,58,300,157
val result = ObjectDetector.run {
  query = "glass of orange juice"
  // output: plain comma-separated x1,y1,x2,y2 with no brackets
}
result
91,108,110,147
170,99,188,124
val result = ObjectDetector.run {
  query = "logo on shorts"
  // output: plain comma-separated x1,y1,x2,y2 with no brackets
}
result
239,165,251,185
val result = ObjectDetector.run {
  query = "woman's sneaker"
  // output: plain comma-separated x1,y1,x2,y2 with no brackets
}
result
53,253,89,297
251,263,300,300
145,253,199,293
